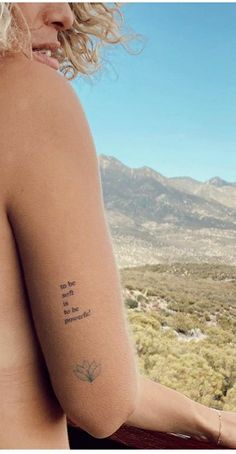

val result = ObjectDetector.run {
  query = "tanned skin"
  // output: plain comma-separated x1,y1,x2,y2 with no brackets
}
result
0,3,138,448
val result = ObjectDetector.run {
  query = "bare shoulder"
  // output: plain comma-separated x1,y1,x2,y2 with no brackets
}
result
0,53,74,97
0,53,86,140
0,54,93,206
1,54,83,123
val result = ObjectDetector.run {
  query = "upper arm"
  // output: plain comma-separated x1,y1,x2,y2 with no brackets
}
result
5,61,138,438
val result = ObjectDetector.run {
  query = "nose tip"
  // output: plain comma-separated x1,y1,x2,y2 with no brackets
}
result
47,3,75,31
61,4,75,30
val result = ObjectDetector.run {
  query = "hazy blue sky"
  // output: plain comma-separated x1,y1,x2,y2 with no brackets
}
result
71,3,236,183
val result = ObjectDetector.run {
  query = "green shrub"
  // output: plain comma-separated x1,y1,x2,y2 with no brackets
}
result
168,313,195,334
223,382,236,410
125,298,138,309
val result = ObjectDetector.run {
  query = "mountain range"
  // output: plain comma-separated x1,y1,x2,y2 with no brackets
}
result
98,154,236,268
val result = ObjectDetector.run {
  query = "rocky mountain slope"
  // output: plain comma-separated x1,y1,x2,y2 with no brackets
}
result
98,154,236,267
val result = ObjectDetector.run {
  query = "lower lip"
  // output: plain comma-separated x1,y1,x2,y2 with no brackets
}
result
32,51,59,70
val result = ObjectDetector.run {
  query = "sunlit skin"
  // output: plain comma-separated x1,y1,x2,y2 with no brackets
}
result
0,5,75,448
1,3,236,450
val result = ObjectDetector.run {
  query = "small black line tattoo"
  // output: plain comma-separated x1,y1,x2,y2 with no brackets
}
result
73,360,101,383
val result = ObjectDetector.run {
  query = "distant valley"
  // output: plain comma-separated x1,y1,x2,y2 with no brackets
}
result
98,154,236,267
98,155,236,409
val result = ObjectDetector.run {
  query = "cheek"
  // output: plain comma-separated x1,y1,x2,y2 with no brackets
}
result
16,4,40,28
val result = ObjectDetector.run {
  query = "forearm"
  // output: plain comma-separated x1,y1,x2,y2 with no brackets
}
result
124,373,219,443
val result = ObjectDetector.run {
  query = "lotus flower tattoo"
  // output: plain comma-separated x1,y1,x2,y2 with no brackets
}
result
73,360,101,383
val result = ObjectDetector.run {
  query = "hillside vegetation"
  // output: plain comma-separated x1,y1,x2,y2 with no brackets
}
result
119,263,236,411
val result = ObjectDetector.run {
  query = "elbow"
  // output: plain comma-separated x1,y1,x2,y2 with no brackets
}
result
65,361,139,438
89,421,125,439
88,402,136,439
66,399,136,440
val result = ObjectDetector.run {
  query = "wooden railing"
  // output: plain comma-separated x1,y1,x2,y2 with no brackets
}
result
67,423,227,449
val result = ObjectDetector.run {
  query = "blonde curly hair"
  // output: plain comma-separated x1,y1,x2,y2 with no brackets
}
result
0,2,141,80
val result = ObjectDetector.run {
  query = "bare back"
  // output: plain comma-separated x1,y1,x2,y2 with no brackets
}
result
0,56,70,449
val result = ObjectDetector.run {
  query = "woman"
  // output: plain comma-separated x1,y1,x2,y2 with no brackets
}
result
0,2,235,449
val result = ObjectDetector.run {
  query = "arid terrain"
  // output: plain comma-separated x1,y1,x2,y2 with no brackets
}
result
99,154,236,267
119,263,236,411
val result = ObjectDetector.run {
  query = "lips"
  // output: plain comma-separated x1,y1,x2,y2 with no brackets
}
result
32,50,60,70
32,42,61,70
